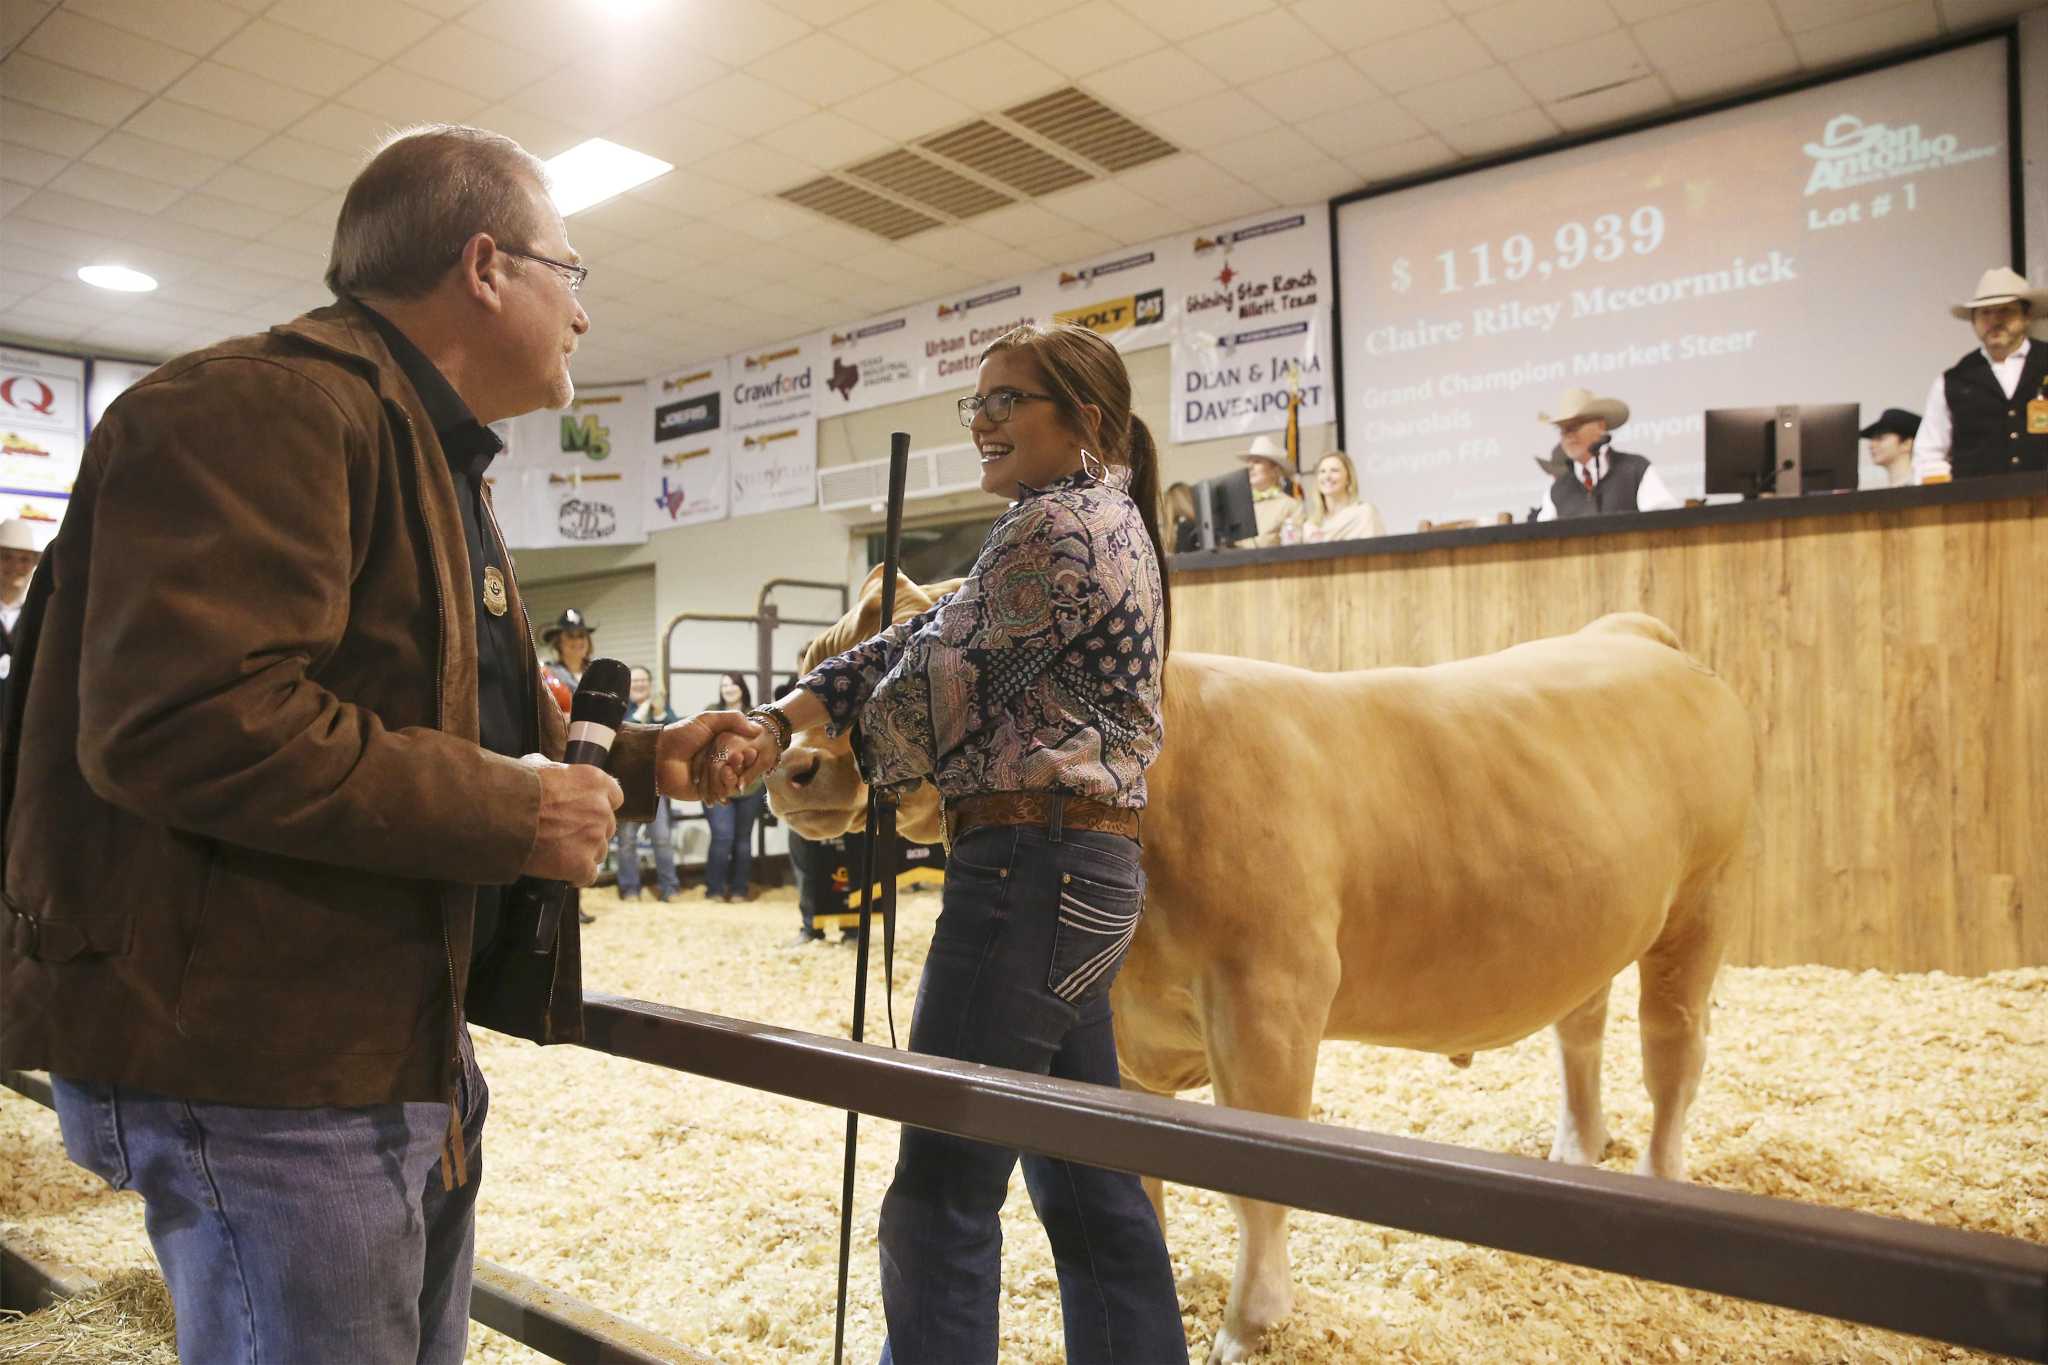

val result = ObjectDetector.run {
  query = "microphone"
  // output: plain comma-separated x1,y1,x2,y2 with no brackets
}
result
1591,434,1613,456
529,657,632,954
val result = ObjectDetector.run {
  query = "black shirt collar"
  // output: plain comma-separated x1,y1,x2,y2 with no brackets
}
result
359,305,503,479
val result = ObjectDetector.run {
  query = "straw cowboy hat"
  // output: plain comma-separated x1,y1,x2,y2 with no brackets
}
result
1236,434,1289,467
0,518,40,554
1950,267,2048,337
1539,387,1629,429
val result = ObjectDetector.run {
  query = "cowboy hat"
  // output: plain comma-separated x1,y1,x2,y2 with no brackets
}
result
0,518,41,554
540,607,595,642
1949,266,2048,320
1539,387,1629,429
1237,434,1288,466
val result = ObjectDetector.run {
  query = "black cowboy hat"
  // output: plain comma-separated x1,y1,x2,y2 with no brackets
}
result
1858,408,1921,441
540,607,596,642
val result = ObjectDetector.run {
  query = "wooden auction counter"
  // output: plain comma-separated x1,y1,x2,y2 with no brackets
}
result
1165,473,2046,975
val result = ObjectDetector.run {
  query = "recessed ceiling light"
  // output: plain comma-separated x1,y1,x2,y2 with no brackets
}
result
78,264,158,292
544,138,674,217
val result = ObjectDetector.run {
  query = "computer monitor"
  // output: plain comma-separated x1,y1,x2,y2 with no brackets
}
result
1703,404,1861,497
1194,466,1259,549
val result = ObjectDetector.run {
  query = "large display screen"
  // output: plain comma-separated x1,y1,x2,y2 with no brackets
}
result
1334,39,2014,531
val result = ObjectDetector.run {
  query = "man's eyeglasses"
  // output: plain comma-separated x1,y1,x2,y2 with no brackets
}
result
957,388,1055,427
504,248,588,294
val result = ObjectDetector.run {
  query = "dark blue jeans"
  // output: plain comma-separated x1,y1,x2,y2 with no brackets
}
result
51,1031,487,1364
704,788,764,897
878,821,1187,1365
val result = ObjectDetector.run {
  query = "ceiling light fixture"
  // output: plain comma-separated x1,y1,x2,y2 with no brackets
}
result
78,264,158,292
545,138,674,216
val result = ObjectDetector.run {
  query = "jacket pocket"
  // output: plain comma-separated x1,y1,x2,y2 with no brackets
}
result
175,847,436,1056
1046,868,1143,1004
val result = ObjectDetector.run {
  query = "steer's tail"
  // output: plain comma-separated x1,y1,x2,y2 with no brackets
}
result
1581,611,1682,651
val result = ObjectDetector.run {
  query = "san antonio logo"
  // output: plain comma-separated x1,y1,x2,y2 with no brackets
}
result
1801,113,1998,194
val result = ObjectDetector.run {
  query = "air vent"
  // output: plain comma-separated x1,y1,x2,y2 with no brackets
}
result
922,121,1091,197
1004,88,1176,173
780,175,941,241
846,149,1012,221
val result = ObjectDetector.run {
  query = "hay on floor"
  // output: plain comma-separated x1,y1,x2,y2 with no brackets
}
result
0,1268,175,1364
1,884,2041,1363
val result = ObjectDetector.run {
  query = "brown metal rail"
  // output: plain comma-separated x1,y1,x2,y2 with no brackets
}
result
577,995,2048,1363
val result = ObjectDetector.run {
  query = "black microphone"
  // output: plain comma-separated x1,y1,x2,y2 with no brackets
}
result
529,657,631,954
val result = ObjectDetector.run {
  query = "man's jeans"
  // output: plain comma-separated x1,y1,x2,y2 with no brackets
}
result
51,1032,489,1365
616,799,678,899
878,820,1188,1365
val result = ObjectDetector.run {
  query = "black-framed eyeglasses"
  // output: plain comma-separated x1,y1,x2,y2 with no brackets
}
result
504,248,588,294
957,388,1055,427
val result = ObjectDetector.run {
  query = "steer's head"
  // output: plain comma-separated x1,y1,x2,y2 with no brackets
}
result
767,566,959,846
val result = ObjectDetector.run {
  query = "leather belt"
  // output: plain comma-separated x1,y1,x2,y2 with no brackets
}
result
945,792,1140,846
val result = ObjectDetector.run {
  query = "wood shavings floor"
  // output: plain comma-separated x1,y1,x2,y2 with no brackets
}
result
3,884,2041,1363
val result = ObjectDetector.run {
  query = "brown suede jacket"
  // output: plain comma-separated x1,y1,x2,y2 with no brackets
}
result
0,303,659,1107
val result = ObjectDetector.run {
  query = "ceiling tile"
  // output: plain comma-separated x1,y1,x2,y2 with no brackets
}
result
767,0,874,22
82,130,229,187
1245,156,1359,206
1037,177,1158,223
1791,0,1935,62
203,162,332,213
464,105,584,160
392,22,555,101
1033,224,1121,260
1467,0,1623,62
1110,0,1276,41
1,1,57,51
1350,21,1497,94
164,63,323,131
1631,0,1783,66
562,192,690,240
628,170,750,218
1607,0,1694,17
1115,151,1257,210
917,39,1068,109
831,76,971,141
599,240,697,283
747,31,900,104
1343,133,1457,182
1243,56,1380,123
126,99,274,159
689,141,826,195
1292,0,1451,48
212,20,381,98
267,0,441,60
19,11,197,92
0,53,152,126
601,102,749,168
1544,71,1670,129
1183,9,1335,82
239,134,365,189
0,143,72,185
1008,3,1164,78
756,110,895,167
941,0,1089,33
969,198,1080,246
64,0,249,55
407,0,478,14
669,71,818,137
1,100,108,157
722,197,821,244
668,0,813,66
1294,98,1433,159
833,0,991,67
452,0,588,55
1399,65,1535,130
336,68,486,126
287,103,397,156
47,161,183,213
1079,46,1227,116
1937,0,2038,24
1508,29,1651,99
261,209,341,254
167,191,286,237
1145,90,1280,152
1660,35,1798,98
1203,125,1328,179
1440,102,1560,155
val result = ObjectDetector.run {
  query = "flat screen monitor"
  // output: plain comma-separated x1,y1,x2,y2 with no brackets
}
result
1195,467,1258,550
1704,403,1860,497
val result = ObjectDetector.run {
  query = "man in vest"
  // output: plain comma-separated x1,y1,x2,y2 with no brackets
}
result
1534,387,1681,521
1911,267,2048,482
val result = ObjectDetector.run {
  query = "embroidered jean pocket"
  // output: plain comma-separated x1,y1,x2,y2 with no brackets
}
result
1047,873,1142,1004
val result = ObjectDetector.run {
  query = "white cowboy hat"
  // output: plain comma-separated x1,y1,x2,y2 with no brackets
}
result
0,518,41,554
1539,387,1629,429
1949,266,2048,319
1237,434,1288,466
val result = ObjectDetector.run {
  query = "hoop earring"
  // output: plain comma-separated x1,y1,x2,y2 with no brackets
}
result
1079,447,1108,482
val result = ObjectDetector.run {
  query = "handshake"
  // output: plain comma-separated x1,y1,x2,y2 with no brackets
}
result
518,710,788,887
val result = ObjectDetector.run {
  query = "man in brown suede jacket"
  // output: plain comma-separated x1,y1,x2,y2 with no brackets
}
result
0,126,748,1364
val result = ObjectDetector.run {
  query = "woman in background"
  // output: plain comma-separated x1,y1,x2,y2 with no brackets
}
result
613,666,680,902
701,672,764,902
1290,450,1384,543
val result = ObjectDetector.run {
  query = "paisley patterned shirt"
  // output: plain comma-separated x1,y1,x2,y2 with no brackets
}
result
798,470,1164,808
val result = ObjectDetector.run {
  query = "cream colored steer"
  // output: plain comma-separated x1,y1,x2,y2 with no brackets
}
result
768,570,1756,1363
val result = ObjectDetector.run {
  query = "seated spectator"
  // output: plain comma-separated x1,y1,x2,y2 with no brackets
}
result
1237,435,1299,547
1163,481,1200,553
1860,408,1921,488
1287,452,1384,544
613,665,679,902
1533,387,1680,521
703,671,765,902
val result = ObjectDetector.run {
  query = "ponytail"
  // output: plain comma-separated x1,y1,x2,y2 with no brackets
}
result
1126,416,1171,658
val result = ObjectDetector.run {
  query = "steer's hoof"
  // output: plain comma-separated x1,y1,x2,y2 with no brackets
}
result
1208,1326,1258,1364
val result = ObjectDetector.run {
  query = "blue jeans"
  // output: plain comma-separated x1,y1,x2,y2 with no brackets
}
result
704,789,764,898
878,821,1187,1365
51,1033,488,1365
615,799,677,898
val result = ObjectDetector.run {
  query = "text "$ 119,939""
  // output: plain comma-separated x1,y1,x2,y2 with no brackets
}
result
1391,206,1667,296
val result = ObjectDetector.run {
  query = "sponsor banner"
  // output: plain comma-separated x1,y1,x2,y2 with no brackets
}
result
919,277,1049,395
729,338,816,429
87,357,155,430
819,311,921,415
508,382,649,547
1170,206,1332,443
1045,244,1174,353
651,357,729,529
730,414,818,517
0,347,85,528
